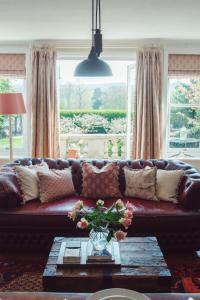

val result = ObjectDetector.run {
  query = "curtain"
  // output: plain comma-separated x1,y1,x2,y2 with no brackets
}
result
132,48,163,160
169,54,200,76
31,47,60,158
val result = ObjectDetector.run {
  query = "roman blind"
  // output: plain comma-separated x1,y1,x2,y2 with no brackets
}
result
0,54,26,76
168,54,200,76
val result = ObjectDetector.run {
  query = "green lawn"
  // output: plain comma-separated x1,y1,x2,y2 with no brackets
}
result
0,136,23,148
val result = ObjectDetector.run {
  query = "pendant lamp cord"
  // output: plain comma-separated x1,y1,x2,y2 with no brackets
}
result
92,0,94,47
95,0,101,30
99,0,101,30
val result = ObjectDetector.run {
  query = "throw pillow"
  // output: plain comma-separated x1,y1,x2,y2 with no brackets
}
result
82,162,121,199
123,166,158,201
14,162,49,203
156,169,185,203
38,168,75,203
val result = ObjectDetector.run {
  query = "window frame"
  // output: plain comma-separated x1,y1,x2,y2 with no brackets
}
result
57,57,136,160
167,76,200,157
0,46,30,159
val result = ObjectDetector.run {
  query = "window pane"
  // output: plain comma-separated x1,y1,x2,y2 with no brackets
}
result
170,77,200,106
0,77,25,157
58,60,134,159
169,107,200,149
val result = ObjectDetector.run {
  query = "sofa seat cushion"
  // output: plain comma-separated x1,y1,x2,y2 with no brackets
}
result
0,197,199,234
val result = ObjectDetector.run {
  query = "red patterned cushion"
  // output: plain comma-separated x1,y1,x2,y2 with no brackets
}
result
82,162,121,199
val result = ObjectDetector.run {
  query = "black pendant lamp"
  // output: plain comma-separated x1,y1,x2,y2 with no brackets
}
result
74,0,112,77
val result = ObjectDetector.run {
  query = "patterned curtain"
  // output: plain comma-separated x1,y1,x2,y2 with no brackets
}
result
132,48,163,159
31,47,60,158
168,54,200,76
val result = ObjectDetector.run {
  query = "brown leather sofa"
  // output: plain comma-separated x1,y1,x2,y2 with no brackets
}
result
0,158,200,252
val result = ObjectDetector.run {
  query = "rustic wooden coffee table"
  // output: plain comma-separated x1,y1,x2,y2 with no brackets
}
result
43,237,172,293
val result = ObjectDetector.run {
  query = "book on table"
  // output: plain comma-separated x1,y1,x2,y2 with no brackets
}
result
63,247,81,263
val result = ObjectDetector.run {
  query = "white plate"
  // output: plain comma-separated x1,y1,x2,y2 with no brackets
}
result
86,288,151,300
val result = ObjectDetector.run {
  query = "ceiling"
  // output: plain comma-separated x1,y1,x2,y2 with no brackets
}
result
0,0,200,41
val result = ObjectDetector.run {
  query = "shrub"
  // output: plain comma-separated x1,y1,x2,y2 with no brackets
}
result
60,109,126,121
60,113,127,134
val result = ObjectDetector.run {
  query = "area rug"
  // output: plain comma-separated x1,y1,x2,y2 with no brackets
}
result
0,253,46,292
0,251,200,292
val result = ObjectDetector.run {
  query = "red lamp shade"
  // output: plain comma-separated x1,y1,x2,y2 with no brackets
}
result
0,93,26,115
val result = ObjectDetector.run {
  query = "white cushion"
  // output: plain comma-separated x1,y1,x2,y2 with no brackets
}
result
156,169,185,203
14,162,49,203
124,167,158,201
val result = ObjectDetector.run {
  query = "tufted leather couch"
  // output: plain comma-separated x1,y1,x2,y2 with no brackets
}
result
0,158,200,252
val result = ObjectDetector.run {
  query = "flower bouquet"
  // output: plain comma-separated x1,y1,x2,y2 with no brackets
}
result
68,199,134,251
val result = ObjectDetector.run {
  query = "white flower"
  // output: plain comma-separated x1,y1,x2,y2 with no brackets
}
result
96,199,104,206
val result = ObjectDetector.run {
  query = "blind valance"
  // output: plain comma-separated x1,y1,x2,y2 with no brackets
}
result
168,54,200,76
0,54,26,76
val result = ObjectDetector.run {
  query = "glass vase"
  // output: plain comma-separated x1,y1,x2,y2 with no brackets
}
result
89,227,109,251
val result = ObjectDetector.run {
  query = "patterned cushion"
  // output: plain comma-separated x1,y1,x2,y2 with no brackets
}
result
38,169,75,203
124,167,158,201
157,169,185,203
81,162,121,199
14,162,49,203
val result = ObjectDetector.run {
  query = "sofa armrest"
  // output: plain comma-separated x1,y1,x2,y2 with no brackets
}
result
179,175,200,209
0,171,23,209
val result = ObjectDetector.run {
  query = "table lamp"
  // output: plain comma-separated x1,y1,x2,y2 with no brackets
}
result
0,93,26,161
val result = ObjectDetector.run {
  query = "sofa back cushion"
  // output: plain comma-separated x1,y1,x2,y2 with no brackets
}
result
5,158,200,208
81,162,121,199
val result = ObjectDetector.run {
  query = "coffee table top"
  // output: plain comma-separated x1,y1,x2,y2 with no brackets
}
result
43,236,172,293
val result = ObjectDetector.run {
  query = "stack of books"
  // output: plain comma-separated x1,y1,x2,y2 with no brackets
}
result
63,241,81,264
87,248,114,263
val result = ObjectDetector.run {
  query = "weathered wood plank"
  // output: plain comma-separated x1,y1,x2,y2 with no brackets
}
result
43,236,172,293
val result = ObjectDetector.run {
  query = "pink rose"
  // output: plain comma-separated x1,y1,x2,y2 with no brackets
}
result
115,230,127,241
77,218,89,229
115,199,125,209
119,217,132,229
124,209,133,219
68,210,76,221
126,201,134,212
74,200,83,211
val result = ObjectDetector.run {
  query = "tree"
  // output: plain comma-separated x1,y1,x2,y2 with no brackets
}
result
92,88,103,109
170,79,200,139
0,78,14,93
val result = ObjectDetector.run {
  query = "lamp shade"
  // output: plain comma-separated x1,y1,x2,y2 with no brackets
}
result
0,93,26,115
74,47,112,77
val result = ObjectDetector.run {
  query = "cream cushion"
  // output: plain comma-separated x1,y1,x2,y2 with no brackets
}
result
14,162,49,203
124,167,158,201
156,169,185,203
38,168,75,203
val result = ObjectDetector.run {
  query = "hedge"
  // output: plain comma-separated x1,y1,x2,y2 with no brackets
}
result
60,110,126,121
